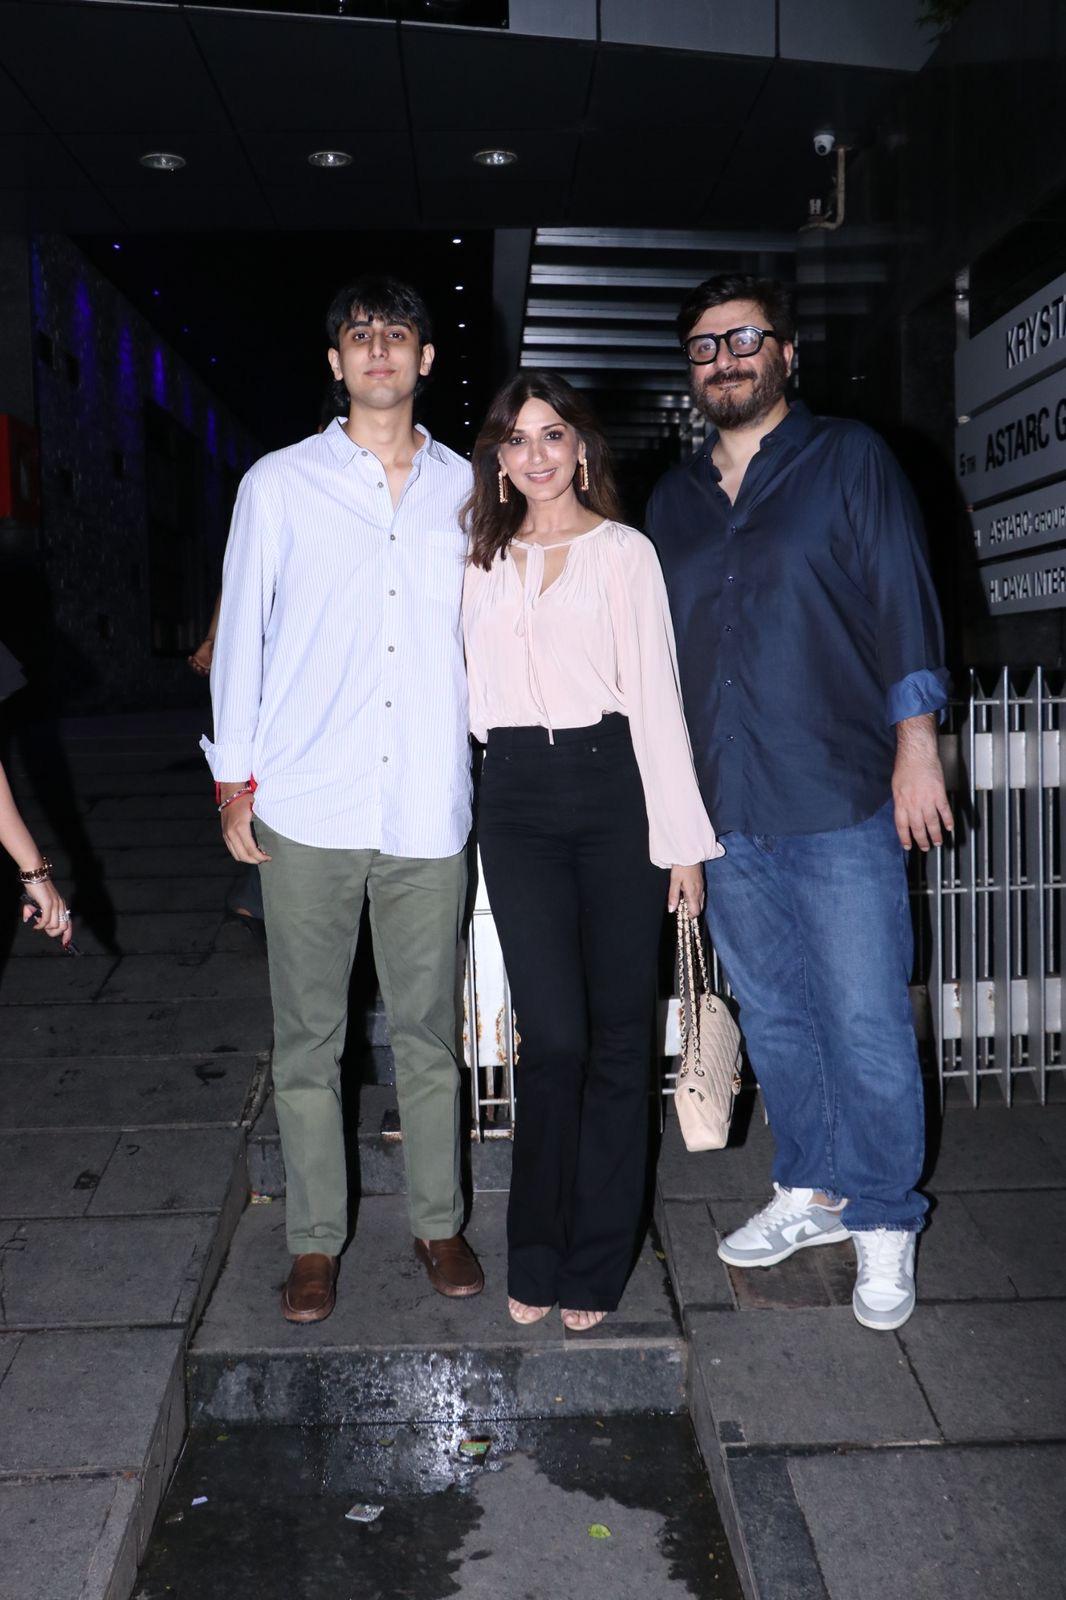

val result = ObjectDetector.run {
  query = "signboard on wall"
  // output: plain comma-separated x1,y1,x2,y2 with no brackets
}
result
955,268,1066,418
970,481,1066,559
955,365,1066,505
984,548,1066,615
957,266,1066,613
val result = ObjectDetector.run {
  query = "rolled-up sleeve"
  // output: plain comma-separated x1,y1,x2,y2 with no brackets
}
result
199,465,280,781
607,532,724,869
847,432,950,727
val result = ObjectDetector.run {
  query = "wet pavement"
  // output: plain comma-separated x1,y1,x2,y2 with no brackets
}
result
134,1416,742,1600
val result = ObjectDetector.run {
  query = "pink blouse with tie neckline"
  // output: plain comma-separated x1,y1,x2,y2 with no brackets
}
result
462,518,724,870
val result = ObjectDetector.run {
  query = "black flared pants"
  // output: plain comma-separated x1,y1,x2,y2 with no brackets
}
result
478,715,668,1311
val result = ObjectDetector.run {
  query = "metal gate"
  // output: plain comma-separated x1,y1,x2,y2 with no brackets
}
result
462,667,1066,1135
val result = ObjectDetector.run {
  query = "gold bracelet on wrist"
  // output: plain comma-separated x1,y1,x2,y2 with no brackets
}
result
19,859,53,885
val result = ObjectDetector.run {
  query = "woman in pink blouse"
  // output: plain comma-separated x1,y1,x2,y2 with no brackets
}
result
463,371,722,1331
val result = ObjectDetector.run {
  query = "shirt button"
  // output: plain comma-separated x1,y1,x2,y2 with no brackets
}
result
361,450,368,457
727,574,735,583
389,534,396,541
377,481,385,488
730,524,737,534
724,625,732,633
728,734,735,742
725,678,733,687
387,645,395,652
382,755,389,763
385,700,392,708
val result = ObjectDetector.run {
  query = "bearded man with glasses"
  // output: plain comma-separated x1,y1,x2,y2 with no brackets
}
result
646,273,952,1333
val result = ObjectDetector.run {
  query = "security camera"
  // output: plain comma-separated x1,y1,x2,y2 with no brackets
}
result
813,130,836,157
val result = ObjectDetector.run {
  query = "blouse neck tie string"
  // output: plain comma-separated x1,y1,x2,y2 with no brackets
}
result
512,541,555,744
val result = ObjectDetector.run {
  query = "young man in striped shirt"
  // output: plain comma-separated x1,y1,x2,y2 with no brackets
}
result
202,277,481,1321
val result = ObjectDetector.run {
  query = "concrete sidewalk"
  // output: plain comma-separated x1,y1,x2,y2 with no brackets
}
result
655,1091,1066,1600
0,718,269,1600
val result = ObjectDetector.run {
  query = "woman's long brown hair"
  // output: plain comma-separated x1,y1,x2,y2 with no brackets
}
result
462,370,622,571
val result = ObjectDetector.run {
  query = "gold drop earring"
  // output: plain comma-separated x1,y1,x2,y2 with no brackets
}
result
579,456,589,493
498,469,509,504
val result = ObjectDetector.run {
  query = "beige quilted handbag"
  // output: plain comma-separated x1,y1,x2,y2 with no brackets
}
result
674,897,742,1151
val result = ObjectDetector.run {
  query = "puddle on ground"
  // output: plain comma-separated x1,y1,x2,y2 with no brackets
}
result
134,1416,742,1599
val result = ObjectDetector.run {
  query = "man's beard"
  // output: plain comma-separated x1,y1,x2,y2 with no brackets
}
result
692,348,789,429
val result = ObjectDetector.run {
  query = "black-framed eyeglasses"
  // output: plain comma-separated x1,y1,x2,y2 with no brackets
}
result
683,326,782,365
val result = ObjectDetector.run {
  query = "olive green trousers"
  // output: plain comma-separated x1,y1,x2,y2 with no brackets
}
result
255,819,467,1255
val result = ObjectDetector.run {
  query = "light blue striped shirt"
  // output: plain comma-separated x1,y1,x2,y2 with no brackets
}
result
201,419,473,856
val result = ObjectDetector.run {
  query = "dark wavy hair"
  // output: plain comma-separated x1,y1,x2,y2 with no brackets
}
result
325,274,433,413
463,370,622,572
676,272,796,347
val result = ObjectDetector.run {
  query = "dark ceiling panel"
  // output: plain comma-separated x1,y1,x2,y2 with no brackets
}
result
188,11,407,133
0,2,230,133
402,28,594,131
64,132,259,191
17,187,122,231
586,45,770,132
0,134,91,189
0,63,43,134
420,179,568,227
264,183,419,230
738,58,902,146
415,129,577,184
243,130,415,189
104,185,274,232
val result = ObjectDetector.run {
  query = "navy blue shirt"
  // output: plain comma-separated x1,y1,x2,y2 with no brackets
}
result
646,402,949,838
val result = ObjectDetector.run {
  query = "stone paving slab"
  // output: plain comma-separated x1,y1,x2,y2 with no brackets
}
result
0,956,117,1004
0,1475,141,1600
655,1101,775,1202
0,1054,259,1129
0,1326,184,1475
924,1103,1066,1189
897,1301,1066,1442
33,818,220,850
89,794,223,821
956,1188,1066,1296
96,877,240,913
0,1129,121,1217
0,997,273,1057
96,953,271,1004
655,1198,734,1310
686,1307,940,1448
190,1194,685,1424
0,1215,219,1329
0,1333,22,1385
5,911,227,958
87,1127,244,1216
788,1444,1066,1600
46,846,236,880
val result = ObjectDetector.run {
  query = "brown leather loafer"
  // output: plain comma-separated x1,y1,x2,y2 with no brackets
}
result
281,1252,339,1323
413,1233,485,1298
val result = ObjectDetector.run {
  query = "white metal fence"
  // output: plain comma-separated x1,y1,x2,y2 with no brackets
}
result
462,668,1064,1135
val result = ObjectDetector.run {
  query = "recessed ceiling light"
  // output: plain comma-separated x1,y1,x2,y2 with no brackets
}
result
452,236,462,244
308,149,353,169
139,151,186,172
474,148,517,168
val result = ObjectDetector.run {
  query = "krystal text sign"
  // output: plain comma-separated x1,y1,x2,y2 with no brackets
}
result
956,269,1066,419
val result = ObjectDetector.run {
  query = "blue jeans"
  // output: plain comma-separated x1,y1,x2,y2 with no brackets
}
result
703,801,927,1233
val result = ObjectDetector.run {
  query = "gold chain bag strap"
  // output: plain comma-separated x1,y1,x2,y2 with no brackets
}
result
673,897,742,1151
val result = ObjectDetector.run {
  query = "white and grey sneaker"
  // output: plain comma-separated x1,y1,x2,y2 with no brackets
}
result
717,1183,850,1268
851,1229,917,1331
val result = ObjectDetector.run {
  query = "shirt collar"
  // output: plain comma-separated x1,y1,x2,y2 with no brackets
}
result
321,417,447,467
